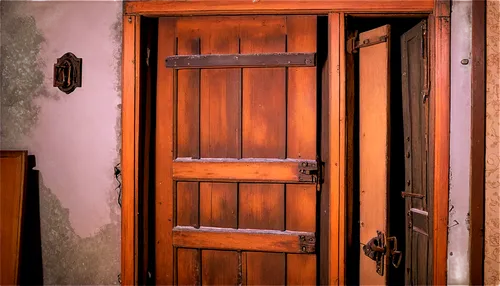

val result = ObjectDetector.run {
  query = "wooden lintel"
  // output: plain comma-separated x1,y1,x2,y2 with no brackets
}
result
172,226,316,253
125,1,434,16
166,53,316,69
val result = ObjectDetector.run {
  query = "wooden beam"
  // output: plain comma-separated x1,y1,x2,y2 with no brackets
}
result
125,1,434,16
430,0,451,285
166,53,316,69
121,14,137,286
172,226,316,254
469,0,486,284
172,158,318,183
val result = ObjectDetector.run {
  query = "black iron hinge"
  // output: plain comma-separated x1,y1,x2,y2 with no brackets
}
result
298,156,324,191
346,31,388,54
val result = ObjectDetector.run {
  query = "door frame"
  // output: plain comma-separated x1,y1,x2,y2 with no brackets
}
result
121,1,450,285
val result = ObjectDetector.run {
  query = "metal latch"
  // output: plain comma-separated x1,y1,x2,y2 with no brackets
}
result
362,231,403,276
298,156,323,191
347,31,389,54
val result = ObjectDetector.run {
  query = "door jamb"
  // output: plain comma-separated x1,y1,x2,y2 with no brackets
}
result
121,1,450,285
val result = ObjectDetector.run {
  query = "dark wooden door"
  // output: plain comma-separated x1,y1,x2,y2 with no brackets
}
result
401,19,430,286
156,16,320,285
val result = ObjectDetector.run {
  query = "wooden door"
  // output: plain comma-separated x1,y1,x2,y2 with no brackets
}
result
358,24,391,285
401,19,430,286
156,16,320,285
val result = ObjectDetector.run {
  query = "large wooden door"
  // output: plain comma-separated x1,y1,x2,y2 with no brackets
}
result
156,16,320,285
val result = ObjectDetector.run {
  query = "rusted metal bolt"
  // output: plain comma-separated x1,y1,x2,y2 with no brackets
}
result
461,59,469,65
128,17,132,23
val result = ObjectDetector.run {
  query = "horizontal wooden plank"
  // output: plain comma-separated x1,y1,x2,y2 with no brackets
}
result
172,158,318,183
125,1,434,16
172,226,316,253
166,53,316,69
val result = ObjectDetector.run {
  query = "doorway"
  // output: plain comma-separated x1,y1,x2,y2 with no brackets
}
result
345,16,432,286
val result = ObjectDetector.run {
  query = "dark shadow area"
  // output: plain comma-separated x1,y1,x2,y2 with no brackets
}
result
19,155,44,285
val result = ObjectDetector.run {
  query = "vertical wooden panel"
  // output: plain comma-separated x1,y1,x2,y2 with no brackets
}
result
177,35,200,158
286,15,317,160
358,24,390,286
122,14,137,286
431,2,451,283
241,16,286,158
202,250,239,285
239,184,284,230
200,183,237,228
286,184,316,232
328,13,341,286
176,182,199,227
243,252,285,285
156,17,176,286
177,249,200,285
287,254,317,285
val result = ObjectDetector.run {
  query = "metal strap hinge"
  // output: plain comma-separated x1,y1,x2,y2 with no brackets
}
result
347,31,388,54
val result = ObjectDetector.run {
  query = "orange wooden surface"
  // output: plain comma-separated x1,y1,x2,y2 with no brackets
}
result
357,24,391,285
156,17,176,286
431,1,450,284
125,0,434,16
121,15,137,286
0,151,27,286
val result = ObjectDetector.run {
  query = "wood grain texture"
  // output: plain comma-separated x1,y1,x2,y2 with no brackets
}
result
243,252,285,285
287,16,317,160
239,184,285,230
241,16,286,159
338,14,346,285
121,15,136,286
328,13,341,285
202,250,239,285
470,0,486,283
286,184,316,232
431,2,451,284
0,151,27,286
358,24,390,286
172,158,317,183
156,17,176,285
199,183,237,228
176,182,199,227
172,226,316,253
287,254,317,285
177,248,200,285
125,1,434,16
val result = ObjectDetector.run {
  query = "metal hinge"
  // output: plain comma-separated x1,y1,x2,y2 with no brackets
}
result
146,47,151,67
298,156,323,191
347,31,388,54
362,231,403,276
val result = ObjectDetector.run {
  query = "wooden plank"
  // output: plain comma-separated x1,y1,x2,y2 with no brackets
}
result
431,1,451,284
239,184,285,230
358,24,390,285
469,0,486,283
121,15,136,286
176,182,199,227
172,158,318,183
172,226,316,254
243,252,285,285
166,53,316,69
328,13,341,286
125,1,435,16
200,183,237,228
0,151,27,285
201,250,239,285
287,254,317,285
286,184,316,232
177,248,200,285
241,16,286,158
286,16,317,160
156,17,176,286
176,36,200,158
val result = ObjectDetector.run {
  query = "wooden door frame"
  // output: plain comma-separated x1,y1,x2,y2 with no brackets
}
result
121,1,450,285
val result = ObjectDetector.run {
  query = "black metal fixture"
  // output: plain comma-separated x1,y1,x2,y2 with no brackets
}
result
53,52,82,94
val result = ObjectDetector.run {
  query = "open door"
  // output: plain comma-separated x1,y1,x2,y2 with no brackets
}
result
357,24,393,285
357,19,429,285
401,20,430,286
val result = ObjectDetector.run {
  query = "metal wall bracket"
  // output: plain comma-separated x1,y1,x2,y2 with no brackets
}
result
53,52,82,94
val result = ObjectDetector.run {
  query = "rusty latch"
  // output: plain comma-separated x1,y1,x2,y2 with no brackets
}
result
298,156,323,191
362,231,403,276
347,32,388,54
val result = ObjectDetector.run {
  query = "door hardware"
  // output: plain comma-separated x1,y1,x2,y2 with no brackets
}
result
362,231,403,276
53,52,82,94
401,192,425,199
298,156,323,191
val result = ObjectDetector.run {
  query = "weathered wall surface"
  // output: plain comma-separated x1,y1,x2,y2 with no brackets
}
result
448,1,472,284
485,0,500,284
0,1,122,284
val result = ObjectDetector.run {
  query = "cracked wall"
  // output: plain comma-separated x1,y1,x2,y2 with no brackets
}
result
0,1,123,284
